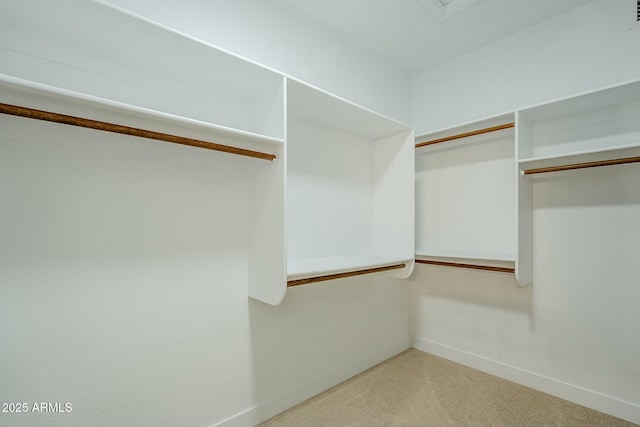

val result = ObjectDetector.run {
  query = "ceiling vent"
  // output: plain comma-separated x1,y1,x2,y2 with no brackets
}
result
418,0,481,21
631,0,640,29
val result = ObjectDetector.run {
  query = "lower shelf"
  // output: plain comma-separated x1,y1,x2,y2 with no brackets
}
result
287,254,413,287
415,253,515,274
415,250,515,262
287,263,406,287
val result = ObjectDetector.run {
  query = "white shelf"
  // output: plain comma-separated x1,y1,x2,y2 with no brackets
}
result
415,250,515,263
0,0,285,139
517,79,640,124
415,253,515,274
518,80,640,161
286,79,415,288
415,254,515,274
0,74,284,152
519,142,640,173
287,255,413,281
287,79,411,140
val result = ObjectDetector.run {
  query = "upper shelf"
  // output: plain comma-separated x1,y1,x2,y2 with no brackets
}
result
517,78,640,171
0,0,285,140
518,79,640,124
0,74,284,158
287,79,411,140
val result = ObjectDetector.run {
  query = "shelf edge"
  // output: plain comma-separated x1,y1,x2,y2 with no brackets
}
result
287,263,407,287
0,74,285,146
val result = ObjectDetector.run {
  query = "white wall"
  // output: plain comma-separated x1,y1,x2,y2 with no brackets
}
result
101,0,411,124
410,0,640,423
411,0,640,134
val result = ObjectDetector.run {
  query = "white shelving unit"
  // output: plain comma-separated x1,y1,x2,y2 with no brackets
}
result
516,78,640,286
0,0,416,305
0,75,284,152
415,113,517,275
415,79,640,286
0,0,288,305
517,81,640,164
286,80,415,287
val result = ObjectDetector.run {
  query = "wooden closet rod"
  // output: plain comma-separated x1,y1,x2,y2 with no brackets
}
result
416,259,515,274
0,102,277,161
416,122,515,148
287,263,406,287
523,156,640,175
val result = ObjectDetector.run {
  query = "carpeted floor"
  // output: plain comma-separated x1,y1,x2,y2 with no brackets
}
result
259,349,637,427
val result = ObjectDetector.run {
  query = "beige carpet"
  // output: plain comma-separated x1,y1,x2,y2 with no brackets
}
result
259,349,637,427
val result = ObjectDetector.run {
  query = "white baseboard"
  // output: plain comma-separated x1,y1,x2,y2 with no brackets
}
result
413,338,640,425
213,338,411,427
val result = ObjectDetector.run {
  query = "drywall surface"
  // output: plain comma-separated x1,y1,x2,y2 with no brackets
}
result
410,1,640,422
411,165,640,423
0,117,410,427
411,0,640,134
101,0,411,124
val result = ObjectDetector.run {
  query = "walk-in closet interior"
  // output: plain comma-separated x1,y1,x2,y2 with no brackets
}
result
1,0,639,425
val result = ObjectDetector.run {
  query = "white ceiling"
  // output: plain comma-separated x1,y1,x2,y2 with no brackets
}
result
279,0,591,75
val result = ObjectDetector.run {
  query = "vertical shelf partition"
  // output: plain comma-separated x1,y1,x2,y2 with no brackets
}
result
286,80,415,288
